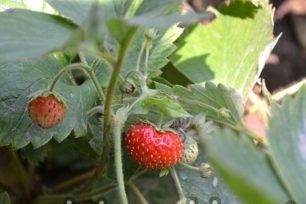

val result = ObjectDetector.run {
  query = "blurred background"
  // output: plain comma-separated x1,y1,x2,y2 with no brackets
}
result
263,0,306,92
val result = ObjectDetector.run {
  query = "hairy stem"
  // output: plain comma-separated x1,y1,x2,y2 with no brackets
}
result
135,42,146,72
127,168,147,184
179,162,199,171
128,182,149,204
88,68,105,102
78,52,89,66
82,27,138,190
144,45,150,78
49,63,89,91
170,167,186,201
49,63,105,102
114,118,129,204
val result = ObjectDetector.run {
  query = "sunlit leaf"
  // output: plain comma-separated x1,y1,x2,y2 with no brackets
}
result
171,0,276,98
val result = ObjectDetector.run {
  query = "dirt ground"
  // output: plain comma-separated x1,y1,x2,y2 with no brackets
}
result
263,0,306,92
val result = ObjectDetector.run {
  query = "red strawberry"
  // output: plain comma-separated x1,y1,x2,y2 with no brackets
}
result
125,123,183,169
28,94,66,128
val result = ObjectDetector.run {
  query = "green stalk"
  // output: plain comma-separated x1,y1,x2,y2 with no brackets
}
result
135,42,146,72
179,162,200,172
81,27,138,190
128,182,149,204
103,27,138,143
88,68,105,102
78,52,89,66
170,167,186,201
114,118,129,204
48,63,105,102
49,63,89,91
89,50,116,67
144,45,150,78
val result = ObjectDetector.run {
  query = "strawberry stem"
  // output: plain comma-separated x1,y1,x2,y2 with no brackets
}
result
144,42,150,79
78,52,89,66
170,167,187,201
81,27,138,191
128,182,149,204
157,113,164,129
179,162,200,171
48,63,105,102
135,41,146,72
114,116,129,204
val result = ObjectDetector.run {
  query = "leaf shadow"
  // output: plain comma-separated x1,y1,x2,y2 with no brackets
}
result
218,1,259,19
172,53,215,83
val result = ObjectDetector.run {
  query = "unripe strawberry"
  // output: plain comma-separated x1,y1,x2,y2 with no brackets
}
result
125,123,183,169
181,136,199,164
28,93,66,128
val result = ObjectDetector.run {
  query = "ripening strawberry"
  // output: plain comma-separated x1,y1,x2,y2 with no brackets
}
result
125,123,183,169
28,93,66,128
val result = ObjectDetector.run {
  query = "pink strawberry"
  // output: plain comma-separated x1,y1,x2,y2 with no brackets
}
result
28,94,66,128
125,123,183,169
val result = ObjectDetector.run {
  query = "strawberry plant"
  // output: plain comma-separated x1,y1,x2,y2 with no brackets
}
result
0,0,304,204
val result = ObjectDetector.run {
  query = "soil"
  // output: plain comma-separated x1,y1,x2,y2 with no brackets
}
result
262,0,306,92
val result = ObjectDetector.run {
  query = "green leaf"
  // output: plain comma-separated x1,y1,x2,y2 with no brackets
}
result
133,0,181,16
128,11,214,29
131,91,190,118
88,114,103,155
46,0,184,29
173,82,244,125
203,128,289,204
48,0,184,78
0,57,97,149
133,172,178,204
20,144,50,165
171,0,277,98
267,86,306,204
47,0,132,26
0,9,77,61
47,0,117,41
177,165,243,204
107,19,136,43
47,0,96,25
0,192,10,204
122,26,183,78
